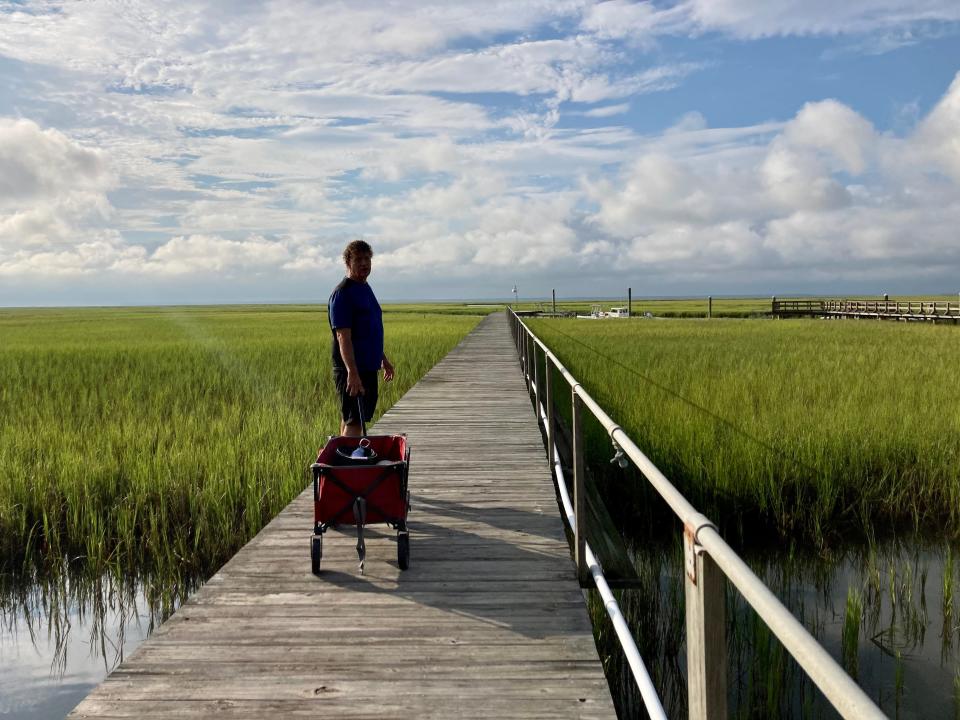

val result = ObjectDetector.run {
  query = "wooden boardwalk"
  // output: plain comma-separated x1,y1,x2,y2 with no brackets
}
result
773,297,960,323
70,312,616,719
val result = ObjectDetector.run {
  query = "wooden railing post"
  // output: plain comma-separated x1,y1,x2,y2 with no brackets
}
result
526,334,533,393
532,342,539,405
572,390,588,586
545,358,555,470
685,526,727,720
521,330,528,387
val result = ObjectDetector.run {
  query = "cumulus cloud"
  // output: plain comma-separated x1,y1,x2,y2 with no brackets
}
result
0,119,107,203
586,76,960,279
916,72,960,182
782,100,876,174
145,235,291,275
0,234,144,278
0,119,113,253
761,141,852,211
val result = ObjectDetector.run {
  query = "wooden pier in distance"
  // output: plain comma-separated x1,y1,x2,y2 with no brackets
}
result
69,313,616,719
773,297,960,323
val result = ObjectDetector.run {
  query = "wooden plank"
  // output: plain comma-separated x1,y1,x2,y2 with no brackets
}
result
69,313,616,719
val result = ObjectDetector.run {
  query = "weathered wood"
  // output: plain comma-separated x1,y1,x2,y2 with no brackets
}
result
572,392,588,586
550,416,641,588
545,355,556,480
684,529,727,720
69,313,616,719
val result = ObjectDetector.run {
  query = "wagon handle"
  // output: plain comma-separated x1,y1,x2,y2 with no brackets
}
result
357,396,367,438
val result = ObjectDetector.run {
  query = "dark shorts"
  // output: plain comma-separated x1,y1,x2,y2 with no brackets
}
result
333,368,378,424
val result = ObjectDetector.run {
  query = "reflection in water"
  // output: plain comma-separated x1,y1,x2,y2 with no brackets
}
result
590,536,960,719
0,567,199,719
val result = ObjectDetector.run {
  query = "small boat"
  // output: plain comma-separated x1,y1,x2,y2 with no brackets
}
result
576,305,630,319
576,304,605,319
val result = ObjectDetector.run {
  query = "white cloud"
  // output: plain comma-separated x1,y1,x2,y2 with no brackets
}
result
577,103,630,117
761,141,852,211
0,1,958,300
0,119,107,204
587,77,960,282
580,0,689,40
0,119,113,253
782,100,876,174
626,221,764,266
0,234,144,278
679,0,960,38
916,72,960,182
145,235,292,275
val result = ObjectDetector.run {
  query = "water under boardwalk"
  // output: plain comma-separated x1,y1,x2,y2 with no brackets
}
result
69,313,616,719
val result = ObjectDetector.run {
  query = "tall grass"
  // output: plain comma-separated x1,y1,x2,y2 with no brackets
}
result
528,317,960,545
0,306,480,579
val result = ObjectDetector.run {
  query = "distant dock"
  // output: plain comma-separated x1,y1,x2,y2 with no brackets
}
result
772,297,960,323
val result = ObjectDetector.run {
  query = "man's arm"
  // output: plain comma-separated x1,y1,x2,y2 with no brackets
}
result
382,353,395,382
335,328,364,396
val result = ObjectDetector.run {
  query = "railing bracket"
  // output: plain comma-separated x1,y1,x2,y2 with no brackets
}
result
684,526,697,585
610,439,628,469
683,516,718,586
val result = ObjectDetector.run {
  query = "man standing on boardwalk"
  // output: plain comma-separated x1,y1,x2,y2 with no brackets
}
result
329,240,395,437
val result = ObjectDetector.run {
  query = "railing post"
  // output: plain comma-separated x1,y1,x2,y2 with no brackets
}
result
521,328,528,385
525,334,533,392
685,526,727,720
532,342,539,405
572,390,588,586
545,357,555,470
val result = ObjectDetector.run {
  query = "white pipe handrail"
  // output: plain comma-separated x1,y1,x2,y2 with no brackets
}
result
538,384,667,720
507,308,885,720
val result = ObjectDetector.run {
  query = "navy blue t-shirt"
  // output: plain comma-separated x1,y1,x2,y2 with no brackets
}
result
328,277,384,372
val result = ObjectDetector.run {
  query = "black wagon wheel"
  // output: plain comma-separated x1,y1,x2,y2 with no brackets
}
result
311,535,322,575
397,530,410,570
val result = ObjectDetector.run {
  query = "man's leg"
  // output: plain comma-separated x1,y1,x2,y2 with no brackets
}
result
335,370,377,437
341,372,378,436
340,419,362,437
334,367,362,437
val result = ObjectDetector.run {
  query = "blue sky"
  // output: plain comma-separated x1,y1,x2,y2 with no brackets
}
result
1,0,959,305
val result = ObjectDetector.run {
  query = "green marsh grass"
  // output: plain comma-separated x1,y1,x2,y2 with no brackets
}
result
528,316,960,544
528,315,960,717
0,305,481,580
842,587,863,679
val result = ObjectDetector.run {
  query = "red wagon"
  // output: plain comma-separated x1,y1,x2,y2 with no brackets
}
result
310,433,411,574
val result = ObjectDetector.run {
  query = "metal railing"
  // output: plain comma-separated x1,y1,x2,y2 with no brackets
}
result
507,308,886,720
